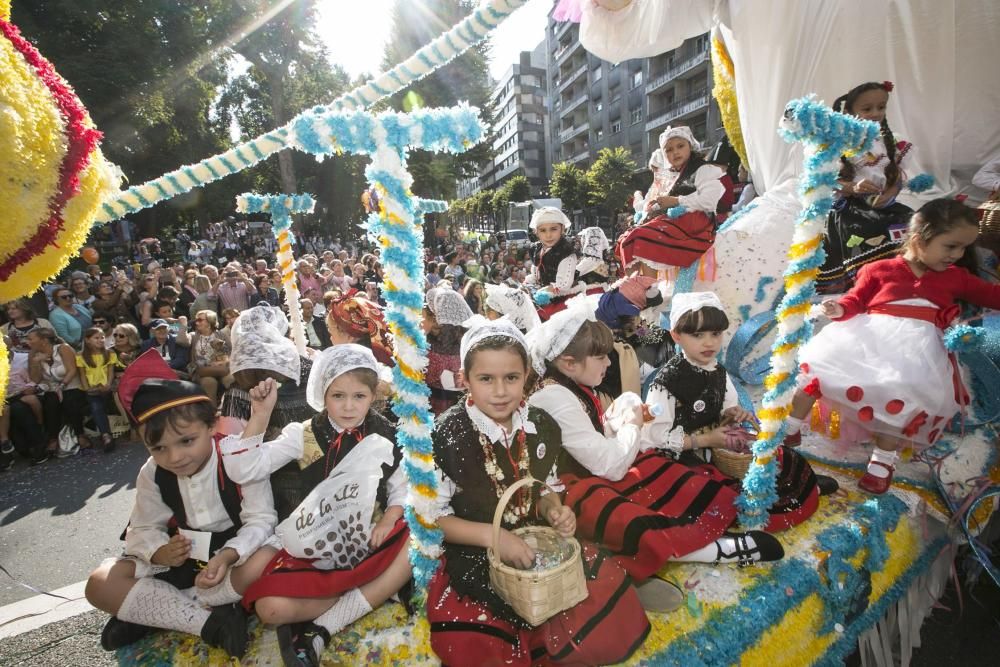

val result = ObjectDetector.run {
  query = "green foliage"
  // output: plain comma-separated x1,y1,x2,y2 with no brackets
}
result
491,188,509,215
549,162,587,211
586,147,637,215
504,174,531,203
382,0,496,200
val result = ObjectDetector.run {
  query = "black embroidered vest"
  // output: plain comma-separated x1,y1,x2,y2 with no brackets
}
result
531,237,576,287
432,403,562,626
652,355,727,434
666,154,708,198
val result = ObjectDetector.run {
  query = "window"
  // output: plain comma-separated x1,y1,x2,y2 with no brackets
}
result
611,119,622,134
695,34,709,53
630,108,643,124
631,70,643,88
593,67,602,82
595,128,604,141
594,100,603,113
610,89,621,104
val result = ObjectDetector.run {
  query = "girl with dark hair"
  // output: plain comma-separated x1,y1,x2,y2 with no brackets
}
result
617,125,726,277
788,199,1000,494
423,289,473,415
2,299,54,353
818,80,918,293
528,300,785,610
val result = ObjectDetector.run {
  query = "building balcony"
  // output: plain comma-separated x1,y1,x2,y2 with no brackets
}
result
495,160,524,182
645,90,710,131
559,92,589,117
568,150,590,165
645,48,709,94
554,38,582,66
558,63,587,92
559,121,590,143
554,18,574,41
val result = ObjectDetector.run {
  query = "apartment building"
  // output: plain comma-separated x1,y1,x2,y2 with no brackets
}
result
546,19,722,180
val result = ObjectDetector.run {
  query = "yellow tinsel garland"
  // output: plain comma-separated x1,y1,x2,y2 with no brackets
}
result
710,29,748,168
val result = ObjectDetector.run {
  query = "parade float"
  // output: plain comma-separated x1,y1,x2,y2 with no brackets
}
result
2,0,999,664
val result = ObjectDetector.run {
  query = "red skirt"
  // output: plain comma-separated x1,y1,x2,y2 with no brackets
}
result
616,211,714,270
242,520,409,610
564,451,738,580
427,543,649,667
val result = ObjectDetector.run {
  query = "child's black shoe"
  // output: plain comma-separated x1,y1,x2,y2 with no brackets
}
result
200,602,249,659
277,620,329,667
100,616,155,650
0,441,14,471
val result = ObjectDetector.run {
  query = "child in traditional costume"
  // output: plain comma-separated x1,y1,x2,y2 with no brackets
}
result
618,126,725,277
527,298,784,605
818,80,919,293
643,292,828,530
222,344,410,667
787,199,1000,494
483,283,542,333
529,207,585,320
85,350,277,659
428,316,650,666
424,287,473,415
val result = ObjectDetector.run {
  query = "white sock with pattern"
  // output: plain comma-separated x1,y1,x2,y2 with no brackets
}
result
311,588,372,656
785,416,804,434
194,570,242,607
117,577,210,636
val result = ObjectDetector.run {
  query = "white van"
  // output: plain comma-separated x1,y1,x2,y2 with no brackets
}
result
503,229,531,249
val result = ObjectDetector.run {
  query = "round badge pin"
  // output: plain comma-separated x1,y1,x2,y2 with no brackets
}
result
693,399,706,413
536,442,546,459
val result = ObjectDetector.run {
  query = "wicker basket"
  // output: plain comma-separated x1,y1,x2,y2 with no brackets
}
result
979,192,1000,251
487,476,588,626
713,448,753,479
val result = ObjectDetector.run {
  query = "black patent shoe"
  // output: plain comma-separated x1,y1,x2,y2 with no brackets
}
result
277,620,330,667
100,616,155,650
200,603,249,659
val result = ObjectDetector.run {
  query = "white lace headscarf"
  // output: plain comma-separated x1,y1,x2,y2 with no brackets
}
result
529,206,571,231
668,291,725,330
525,293,599,375
229,304,300,383
483,284,542,333
306,344,380,412
575,227,610,277
431,288,474,326
658,125,701,152
460,315,530,370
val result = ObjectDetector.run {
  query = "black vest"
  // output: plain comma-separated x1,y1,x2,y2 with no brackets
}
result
531,237,576,287
432,403,562,626
270,411,401,523
667,155,708,198
154,456,243,555
652,355,727,434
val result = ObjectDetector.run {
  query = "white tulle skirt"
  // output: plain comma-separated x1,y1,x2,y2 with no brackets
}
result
798,305,961,446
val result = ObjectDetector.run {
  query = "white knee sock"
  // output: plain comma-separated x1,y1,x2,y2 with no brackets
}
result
311,588,373,656
866,448,898,479
785,416,804,434
194,570,241,607
118,577,210,636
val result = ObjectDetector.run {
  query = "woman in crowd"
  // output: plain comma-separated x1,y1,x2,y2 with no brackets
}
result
26,328,89,454
178,310,232,402
69,276,96,309
188,274,220,319
219,307,241,346
251,274,281,307
177,268,200,313
49,286,93,350
111,323,141,370
2,300,54,354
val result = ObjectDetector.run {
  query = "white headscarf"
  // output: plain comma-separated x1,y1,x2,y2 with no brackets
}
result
483,284,542,333
525,293,599,375
229,305,300,383
658,125,701,152
668,291,725,330
305,344,380,412
529,206,571,231
431,288,474,326
577,227,610,259
459,315,529,369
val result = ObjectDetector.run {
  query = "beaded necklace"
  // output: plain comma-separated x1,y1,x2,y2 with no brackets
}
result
479,426,530,525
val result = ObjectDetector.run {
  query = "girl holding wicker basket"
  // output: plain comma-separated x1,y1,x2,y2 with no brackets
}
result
428,316,649,667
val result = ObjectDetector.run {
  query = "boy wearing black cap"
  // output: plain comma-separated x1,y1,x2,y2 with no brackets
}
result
85,350,277,659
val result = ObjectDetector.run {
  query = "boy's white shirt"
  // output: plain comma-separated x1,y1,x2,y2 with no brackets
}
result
640,350,739,454
125,446,277,567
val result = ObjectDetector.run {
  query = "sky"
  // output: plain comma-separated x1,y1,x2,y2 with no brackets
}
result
314,0,553,81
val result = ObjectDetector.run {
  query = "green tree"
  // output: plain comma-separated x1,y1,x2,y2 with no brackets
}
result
586,147,637,218
549,162,587,212
505,174,531,203
382,0,496,200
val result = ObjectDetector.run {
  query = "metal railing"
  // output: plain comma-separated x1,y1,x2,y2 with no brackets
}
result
645,48,709,94
645,91,709,131
558,63,588,92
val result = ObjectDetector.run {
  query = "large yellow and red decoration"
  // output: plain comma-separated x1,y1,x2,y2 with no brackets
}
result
0,0,118,407
0,1,117,303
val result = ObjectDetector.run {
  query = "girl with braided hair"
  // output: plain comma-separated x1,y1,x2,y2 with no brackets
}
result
818,80,919,293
